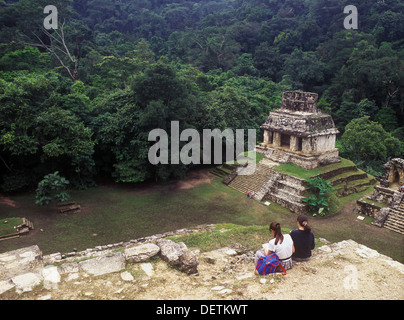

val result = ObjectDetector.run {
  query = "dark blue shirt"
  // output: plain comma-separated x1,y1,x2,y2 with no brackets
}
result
290,229,315,259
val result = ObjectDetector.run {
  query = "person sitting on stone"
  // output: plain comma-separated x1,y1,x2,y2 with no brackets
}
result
290,215,315,262
254,222,294,271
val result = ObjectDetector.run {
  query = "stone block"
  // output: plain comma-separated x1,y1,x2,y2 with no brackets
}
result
42,265,61,290
78,253,125,276
124,243,160,263
157,239,199,275
11,272,42,293
0,245,43,280
0,280,15,295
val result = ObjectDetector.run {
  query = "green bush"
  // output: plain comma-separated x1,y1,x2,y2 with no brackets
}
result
302,177,333,217
35,172,70,206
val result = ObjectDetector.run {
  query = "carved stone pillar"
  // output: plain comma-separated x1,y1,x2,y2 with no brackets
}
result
290,136,298,152
273,132,281,147
263,130,269,144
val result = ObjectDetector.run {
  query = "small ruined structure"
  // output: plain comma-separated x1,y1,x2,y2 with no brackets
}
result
57,201,81,214
379,158,404,189
357,158,404,234
257,91,340,170
0,218,34,241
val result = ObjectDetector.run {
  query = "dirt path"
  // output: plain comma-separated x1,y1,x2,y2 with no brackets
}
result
175,170,214,190
0,195,18,208
98,169,215,195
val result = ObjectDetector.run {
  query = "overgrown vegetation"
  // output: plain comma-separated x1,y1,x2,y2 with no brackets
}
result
35,172,70,206
302,177,334,216
0,0,403,192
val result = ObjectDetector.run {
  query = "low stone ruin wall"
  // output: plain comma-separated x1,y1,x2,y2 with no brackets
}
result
0,224,216,295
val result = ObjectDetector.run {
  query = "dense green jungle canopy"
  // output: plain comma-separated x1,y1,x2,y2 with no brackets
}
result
0,0,403,192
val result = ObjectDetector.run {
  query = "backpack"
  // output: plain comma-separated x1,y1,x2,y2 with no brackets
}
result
255,253,287,276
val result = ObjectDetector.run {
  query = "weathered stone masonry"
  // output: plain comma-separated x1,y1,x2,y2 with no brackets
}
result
257,91,340,170
357,158,404,234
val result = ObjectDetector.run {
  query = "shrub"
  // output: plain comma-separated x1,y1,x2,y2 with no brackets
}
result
302,177,333,216
35,171,70,206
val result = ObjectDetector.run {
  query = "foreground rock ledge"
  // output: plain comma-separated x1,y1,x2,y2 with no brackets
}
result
0,238,198,295
0,236,403,299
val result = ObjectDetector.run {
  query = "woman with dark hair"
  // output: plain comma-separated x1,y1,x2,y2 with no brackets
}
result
290,215,315,262
254,222,294,271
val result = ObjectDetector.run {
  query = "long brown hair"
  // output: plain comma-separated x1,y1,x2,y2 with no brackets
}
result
270,222,283,245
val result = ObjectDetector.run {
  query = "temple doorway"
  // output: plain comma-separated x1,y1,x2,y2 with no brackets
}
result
297,137,303,151
281,134,290,148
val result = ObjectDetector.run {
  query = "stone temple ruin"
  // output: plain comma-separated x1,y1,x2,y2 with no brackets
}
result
257,91,340,169
357,158,404,234
220,91,375,216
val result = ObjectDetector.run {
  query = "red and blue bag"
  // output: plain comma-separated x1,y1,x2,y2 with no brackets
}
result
255,253,286,275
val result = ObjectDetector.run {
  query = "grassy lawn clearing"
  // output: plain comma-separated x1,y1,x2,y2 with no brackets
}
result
0,169,402,262
0,173,281,255
0,218,23,237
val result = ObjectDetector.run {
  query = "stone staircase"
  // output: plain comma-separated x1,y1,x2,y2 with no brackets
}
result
227,161,276,197
254,172,281,201
227,159,307,213
384,200,404,235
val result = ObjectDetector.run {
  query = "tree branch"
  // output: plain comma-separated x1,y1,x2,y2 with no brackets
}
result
26,21,79,82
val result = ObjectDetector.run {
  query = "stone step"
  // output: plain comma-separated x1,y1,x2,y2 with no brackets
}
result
384,208,404,234
229,180,268,193
58,205,81,214
329,172,369,186
316,165,358,180
259,158,278,168
228,163,274,194
22,218,34,230
385,219,404,229
229,174,271,185
386,209,404,220
265,192,307,214
385,213,404,224
211,170,227,178
334,177,376,191
275,179,306,196
272,189,303,203
384,224,404,235
334,177,377,197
